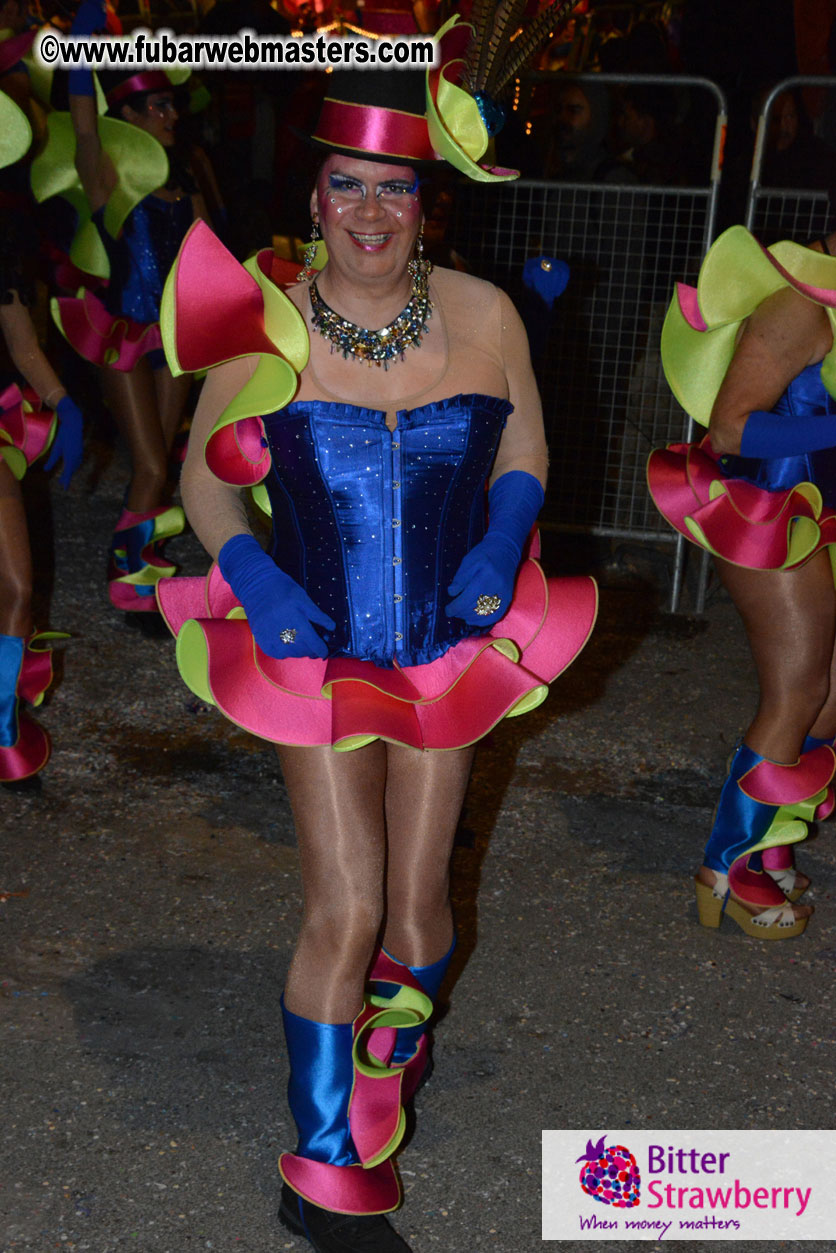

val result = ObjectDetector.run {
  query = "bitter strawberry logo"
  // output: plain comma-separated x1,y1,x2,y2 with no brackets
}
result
577,1135,641,1207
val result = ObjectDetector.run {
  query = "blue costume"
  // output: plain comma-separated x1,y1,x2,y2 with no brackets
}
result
261,395,511,667
718,364,836,508
95,194,193,327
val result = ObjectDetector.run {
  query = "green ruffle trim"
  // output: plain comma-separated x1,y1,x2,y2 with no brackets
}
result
0,92,32,169
661,225,836,427
30,111,169,280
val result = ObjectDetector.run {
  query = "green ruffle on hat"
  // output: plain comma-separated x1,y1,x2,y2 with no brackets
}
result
30,111,169,279
306,8,575,183
426,16,518,183
0,92,32,171
661,225,836,427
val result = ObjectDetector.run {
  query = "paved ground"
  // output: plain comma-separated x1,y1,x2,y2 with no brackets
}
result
2,435,836,1253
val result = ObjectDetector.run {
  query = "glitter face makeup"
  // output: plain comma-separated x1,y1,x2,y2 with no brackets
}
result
312,156,423,277
126,92,178,146
326,172,420,203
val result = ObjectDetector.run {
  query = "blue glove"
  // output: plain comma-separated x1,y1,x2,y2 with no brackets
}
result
68,0,107,97
445,470,544,627
218,533,336,660
44,395,84,489
739,408,836,458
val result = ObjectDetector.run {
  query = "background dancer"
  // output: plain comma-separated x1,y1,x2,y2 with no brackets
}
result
50,0,202,615
648,225,836,939
1,91,83,781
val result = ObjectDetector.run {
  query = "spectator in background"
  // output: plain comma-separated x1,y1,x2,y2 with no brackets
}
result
612,84,684,185
757,85,835,191
543,79,635,182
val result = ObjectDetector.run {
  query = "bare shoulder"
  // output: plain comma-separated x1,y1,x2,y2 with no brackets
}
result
431,265,501,307
285,280,309,314
745,285,833,366
431,266,515,332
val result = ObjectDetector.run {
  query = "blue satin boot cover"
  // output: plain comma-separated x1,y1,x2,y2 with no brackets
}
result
281,996,357,1166
0,635,25,748
702,743,779,873
375,936,456,1065
803,734,834,751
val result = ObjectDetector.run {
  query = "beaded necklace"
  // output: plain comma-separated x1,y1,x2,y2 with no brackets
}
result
309,267,432,368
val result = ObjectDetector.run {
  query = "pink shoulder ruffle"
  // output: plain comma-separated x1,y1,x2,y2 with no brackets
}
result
52,290,162,371
646,436,836,570
156,560,598,751
167,227,280,374
163,223,307,486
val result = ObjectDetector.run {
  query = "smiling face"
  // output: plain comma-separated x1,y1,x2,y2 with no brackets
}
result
311,154,423,287
122,92,178,148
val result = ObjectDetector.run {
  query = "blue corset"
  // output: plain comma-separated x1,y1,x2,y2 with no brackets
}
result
261,393,511,667
719,363,836,508
95,195,193,323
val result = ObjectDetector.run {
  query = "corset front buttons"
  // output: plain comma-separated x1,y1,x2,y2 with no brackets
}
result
395,632,403,641
393,557,401,564
393,519,400,527
394,594,402,602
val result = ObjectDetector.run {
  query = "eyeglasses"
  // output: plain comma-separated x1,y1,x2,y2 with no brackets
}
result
327,172,419,204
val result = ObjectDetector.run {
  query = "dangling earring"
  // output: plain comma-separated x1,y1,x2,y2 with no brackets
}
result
297,218,321,281
408,225,432,292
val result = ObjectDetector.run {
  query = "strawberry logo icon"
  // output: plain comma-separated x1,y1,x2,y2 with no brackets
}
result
577,1135,641,1207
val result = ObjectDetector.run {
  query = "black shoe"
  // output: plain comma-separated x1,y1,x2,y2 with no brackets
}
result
278,1183,412,1252
2,773,43,793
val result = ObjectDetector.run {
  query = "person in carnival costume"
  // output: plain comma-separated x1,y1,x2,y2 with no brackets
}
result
1,91,83,781
648,225,836,939
158,6,594,1250
34,0,203,615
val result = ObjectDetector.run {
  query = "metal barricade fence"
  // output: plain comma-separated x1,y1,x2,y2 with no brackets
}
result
450,74,727,612
746,76,836,242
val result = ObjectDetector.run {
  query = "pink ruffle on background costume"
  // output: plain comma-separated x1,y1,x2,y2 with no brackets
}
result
647,435,836,570
0,382,56,477
52,290,162,371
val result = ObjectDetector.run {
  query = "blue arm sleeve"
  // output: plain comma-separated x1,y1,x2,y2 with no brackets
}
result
739,408,836,458
67,0,107,97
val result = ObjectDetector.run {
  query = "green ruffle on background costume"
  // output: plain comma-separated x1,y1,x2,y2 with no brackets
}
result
0,92,32,170
30,112,169,279
661,225,836,427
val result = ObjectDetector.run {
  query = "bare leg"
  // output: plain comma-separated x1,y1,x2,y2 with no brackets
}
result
278,741,388,1023
153,364,192,453
0,460,32,638
696,552,836,917
716,551,836,762
102,361,169,512
809,581,836,739
382,743,476,967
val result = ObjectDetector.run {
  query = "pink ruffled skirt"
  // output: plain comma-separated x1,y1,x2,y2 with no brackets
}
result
157,556,598,752
647,436,836,572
